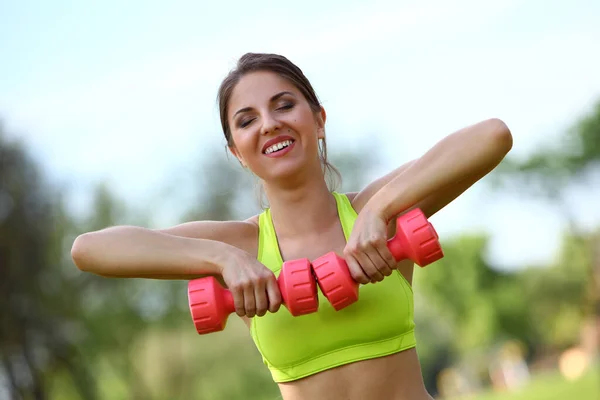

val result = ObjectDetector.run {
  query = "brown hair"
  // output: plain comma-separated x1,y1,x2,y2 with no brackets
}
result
217,53,341,204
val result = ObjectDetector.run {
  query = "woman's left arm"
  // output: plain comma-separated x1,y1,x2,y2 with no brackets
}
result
343,118,513,284
367,117,513,221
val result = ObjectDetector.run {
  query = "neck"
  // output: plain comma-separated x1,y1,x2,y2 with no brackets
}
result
263,172,338,239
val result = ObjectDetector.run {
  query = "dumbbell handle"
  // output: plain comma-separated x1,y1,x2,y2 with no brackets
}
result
217,289,235,314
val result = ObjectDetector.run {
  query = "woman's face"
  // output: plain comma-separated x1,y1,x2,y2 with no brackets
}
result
227,70,326,182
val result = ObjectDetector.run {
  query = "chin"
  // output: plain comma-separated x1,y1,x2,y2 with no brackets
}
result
260,159,315,184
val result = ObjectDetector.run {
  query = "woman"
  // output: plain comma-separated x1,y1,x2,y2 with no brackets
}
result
71,53,513,399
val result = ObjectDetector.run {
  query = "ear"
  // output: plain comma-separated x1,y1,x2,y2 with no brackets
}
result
228,145,247,168
316,106,327,139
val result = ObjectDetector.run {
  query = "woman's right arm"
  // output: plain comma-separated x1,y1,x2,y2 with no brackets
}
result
71,220,282,317
71,223,242,279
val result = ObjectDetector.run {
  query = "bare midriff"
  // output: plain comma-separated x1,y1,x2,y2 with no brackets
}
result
276,348,433,400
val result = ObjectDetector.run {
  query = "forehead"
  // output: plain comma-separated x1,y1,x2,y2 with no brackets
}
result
229,71,299,113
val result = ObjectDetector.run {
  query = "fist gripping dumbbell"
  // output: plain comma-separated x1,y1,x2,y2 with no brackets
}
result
311,208,443,311
188,259,318,334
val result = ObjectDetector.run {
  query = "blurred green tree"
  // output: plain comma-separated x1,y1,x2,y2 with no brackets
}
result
493,99,600,199
413,233,517,390
491,98,600,349
516,232,592,351
0,122,97,399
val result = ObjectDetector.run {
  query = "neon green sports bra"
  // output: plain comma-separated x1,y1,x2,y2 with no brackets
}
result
250,192,416,383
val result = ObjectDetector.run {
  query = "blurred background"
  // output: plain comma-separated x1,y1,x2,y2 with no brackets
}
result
1,0,599,399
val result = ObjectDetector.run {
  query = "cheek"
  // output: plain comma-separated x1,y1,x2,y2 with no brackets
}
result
293,111,318,134
231,130,255,152
300,119,321,143
232,134,266,171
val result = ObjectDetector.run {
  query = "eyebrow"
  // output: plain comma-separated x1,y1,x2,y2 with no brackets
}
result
233,91,294,118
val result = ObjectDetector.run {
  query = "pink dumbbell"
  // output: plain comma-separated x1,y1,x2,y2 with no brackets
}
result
188,259,318,334
311,208,443,311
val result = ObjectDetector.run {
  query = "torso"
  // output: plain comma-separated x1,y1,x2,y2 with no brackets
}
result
231,193,431,400
278,348,433,400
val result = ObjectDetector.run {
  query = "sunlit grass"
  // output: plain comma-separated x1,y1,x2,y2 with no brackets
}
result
453,365,598,400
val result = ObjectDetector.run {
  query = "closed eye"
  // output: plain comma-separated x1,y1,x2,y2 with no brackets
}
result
237,102,293,128
239,118,255,128
277,103,294,111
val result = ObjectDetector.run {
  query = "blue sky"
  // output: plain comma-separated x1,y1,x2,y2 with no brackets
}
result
1,0,600,269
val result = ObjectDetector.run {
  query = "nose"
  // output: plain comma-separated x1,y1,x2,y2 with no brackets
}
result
260,112,282,135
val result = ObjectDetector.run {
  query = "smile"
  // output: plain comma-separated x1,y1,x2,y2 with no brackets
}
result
264,139,294,154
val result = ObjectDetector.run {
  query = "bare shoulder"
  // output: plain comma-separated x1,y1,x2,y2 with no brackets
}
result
155,215,260,256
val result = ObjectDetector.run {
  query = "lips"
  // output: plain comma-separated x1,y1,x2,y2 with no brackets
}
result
261,135,295,154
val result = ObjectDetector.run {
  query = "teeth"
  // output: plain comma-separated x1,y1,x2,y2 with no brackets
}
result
265,140,293,154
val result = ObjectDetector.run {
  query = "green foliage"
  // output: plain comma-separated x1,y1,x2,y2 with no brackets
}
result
415,235,504,355
414,228,591,387
328,145,379,193
515,231,593,351
183,152,256,221
1,124,97,398
492,99,600,198
487,97,599,356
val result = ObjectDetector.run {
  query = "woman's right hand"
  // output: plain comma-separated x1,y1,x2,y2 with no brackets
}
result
219,248,282,318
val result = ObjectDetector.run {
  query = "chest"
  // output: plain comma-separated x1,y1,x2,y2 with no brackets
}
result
249,270,416,381
276,221,348,264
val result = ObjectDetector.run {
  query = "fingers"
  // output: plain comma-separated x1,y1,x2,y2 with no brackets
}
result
344,252,370,284
254,270,283,316
344,237,397,284
375,245,397,274
255,270,281,317
231,284,247,317
243,280,257,318
229,278,258,317
354,252,384,283
230,270,280,318
253,277,269,317
265,275,283,314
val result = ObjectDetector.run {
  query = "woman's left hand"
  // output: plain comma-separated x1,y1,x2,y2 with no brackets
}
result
343,207,398,284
